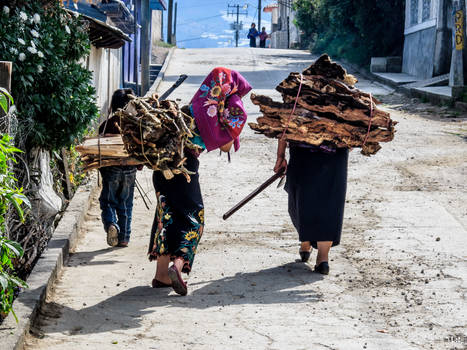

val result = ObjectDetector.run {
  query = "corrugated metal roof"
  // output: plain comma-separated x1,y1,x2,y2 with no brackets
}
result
65,8,132,49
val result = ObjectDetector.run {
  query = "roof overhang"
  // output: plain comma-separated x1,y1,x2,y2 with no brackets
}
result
65,9,132,49
85,14,132,49
264,4,278,12
97,0,136,34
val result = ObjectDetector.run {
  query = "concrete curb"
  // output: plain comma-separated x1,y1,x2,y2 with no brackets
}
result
146,46,176,97
1,173,99,350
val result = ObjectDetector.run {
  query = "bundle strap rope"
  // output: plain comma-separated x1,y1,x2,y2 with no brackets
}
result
362,93,374,147
280,73,304,141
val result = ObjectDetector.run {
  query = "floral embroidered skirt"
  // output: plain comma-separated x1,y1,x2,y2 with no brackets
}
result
148,153,204,273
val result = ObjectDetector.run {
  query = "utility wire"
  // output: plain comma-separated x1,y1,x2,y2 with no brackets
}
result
177,36,208,42
178,14,224,26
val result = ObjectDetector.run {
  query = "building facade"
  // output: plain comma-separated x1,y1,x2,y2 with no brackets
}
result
265,1,300,49
403,0,453,79
65,0,166,111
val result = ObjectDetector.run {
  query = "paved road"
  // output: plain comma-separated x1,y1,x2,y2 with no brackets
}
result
25,48,467,350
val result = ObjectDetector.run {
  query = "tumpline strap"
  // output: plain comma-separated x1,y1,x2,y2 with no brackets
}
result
362,93,374,147
280,73,304,142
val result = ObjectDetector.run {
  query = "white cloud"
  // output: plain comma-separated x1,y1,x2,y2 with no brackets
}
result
201,32,233,40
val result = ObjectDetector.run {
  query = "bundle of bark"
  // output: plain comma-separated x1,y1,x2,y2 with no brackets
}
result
77,95,203,181
249,54,396,155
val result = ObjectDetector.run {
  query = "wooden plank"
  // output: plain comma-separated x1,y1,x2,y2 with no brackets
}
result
0,61,12,91
75,135,129,157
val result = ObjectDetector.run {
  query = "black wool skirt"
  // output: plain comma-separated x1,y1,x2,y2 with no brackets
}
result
285,146,348,248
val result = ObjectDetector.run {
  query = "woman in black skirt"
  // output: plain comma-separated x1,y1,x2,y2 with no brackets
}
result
274,138,349,275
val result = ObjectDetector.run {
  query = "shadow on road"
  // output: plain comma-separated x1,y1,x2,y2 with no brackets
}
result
67,248,121,267
32,262,322,336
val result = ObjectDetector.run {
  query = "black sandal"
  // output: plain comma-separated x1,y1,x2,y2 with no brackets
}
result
299,250,311,262
314,261,329,275
152,278,172,288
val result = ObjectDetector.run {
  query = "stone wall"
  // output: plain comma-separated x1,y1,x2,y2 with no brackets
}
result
271,30,288,49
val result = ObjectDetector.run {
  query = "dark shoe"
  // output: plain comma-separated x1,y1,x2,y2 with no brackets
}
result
299,250,311,262
314,261,329,275
106,224,118,247
152,278,172,288
117,241,128,248
168,265,187,296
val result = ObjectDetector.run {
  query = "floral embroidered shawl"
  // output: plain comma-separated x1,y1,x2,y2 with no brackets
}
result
190,67,252,152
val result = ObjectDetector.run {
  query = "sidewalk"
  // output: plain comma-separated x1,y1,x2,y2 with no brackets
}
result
25,48,467,350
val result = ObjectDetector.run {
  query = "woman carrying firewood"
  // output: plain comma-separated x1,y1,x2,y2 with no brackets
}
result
98,88,139,248
274,138,348,275
148,68,252,295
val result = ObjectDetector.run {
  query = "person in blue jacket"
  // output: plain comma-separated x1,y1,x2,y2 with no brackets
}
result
247,23,259,47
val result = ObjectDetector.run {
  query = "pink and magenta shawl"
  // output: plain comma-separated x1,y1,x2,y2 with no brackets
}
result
190,67,252,152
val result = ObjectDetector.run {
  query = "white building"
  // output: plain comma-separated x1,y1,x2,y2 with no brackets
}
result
265,1,300,49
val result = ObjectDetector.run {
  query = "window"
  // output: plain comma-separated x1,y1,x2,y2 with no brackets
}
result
410,0,419,25
422,0,431,22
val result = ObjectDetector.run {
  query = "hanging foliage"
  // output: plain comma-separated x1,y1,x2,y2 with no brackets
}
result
0,1,98,150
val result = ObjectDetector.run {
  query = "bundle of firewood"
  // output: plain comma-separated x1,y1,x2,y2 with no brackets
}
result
249,54,396,155
76,135,143,172
77,95,203,181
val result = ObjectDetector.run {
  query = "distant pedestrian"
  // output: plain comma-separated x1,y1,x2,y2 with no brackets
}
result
98,88,138,248
247,23,259,47
259,27,268,48
149,68,252,296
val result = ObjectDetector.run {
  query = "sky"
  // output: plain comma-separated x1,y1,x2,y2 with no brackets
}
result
162,0,273,48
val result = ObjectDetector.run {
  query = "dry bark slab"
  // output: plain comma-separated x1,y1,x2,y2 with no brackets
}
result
249,54,396,155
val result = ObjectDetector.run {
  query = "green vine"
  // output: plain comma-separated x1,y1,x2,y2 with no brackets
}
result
0,90,29,322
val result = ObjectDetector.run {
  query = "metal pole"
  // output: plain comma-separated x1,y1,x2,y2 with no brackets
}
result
140,0,150,95
258,0,261,30
236,4,239,47
167,0,173,44
134,0,140,95
161,8,164,41
173,2,177,44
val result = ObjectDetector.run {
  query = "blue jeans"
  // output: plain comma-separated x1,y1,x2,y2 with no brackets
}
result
99,166,137,243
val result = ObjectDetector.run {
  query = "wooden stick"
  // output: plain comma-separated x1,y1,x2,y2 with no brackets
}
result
223,170,285,220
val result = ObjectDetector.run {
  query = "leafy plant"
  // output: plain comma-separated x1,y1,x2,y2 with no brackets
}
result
0,236,27,322
0,87,13,115
0,1,99,150
0,92,30,322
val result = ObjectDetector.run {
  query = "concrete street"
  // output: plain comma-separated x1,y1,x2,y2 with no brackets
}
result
25,48,467,350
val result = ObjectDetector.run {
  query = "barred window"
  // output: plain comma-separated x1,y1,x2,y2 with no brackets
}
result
411,0,419,25
422,0,431,21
